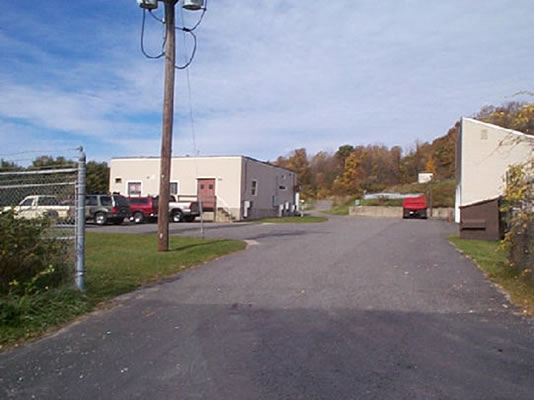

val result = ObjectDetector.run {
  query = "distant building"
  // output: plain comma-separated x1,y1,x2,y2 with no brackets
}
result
455,118,534,223
109,155,298,221
418,173,433,184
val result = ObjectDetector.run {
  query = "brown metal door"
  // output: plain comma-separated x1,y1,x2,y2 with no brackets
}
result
197,178,216,210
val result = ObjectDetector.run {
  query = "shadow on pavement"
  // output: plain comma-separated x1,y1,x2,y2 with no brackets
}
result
2,304,533,400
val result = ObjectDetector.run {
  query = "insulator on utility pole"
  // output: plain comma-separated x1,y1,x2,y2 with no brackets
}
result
183,0,204,11
137,0,158,10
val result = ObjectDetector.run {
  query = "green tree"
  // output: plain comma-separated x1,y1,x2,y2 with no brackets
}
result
29,156,74,170
86,161,109,194
0,159,22,172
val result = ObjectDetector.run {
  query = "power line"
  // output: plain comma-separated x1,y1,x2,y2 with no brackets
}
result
174,30,197,70
179,7,199,155
140,9,166,59
139,1,207,68
179,6,204,237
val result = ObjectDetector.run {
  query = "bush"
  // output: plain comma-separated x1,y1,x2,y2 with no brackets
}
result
501,161,534,280
0,210,72,296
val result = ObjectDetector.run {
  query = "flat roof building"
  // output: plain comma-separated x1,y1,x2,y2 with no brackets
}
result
109,155,298,222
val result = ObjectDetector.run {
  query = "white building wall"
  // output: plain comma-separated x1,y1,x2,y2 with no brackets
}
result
455,118,534,222
109,156,296,221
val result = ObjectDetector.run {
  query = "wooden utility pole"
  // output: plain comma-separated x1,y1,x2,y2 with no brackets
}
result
157,0,177,252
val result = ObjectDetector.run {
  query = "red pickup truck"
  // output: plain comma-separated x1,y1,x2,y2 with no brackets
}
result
402,196,428,219
127,196,158,224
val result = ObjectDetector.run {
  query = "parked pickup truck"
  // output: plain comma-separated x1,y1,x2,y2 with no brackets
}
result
3,195,73,220
402,195,428,219
169,195,200,223
128,196,158,224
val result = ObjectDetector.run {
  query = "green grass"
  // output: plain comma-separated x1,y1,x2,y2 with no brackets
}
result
325,203,352,215
255,216,328,223
0,233,246,349
360,198,404,207
449,235,534,316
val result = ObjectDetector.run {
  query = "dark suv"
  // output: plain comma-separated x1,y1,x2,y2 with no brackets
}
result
85,194,130,225
127,196,158,224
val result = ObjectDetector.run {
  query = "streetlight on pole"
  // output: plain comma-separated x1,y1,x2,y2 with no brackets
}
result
137,0,204,252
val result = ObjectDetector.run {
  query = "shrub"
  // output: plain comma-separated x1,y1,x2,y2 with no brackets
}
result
500,161,534,281
0,210,72,296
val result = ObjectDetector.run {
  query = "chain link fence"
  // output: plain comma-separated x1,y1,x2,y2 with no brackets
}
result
0,149,86,290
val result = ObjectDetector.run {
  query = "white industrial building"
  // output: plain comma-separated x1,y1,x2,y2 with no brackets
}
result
109,156,298,221
455,117,534,223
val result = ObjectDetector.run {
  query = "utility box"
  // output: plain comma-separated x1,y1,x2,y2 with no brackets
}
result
459,197,502,240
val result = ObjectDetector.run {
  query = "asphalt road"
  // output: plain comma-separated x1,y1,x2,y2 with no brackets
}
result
2,216,534,399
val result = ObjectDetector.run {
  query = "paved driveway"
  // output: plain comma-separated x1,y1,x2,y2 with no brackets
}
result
2,217,534,399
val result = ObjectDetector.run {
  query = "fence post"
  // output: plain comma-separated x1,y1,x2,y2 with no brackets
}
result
75,149,86,291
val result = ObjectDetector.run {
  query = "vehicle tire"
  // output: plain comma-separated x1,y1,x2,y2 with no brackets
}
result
95,212,107,225
184,215,195,223
171,210,183,223
133,211,145,224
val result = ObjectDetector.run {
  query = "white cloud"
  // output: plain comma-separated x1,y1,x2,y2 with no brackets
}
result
0,0,533,162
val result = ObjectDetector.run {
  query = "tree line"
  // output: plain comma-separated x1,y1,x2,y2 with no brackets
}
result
0,156,109,194
1,102,532,201
274,102,534,200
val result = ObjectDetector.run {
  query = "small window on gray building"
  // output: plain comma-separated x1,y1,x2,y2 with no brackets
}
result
251,180,258,196
279,185,287,191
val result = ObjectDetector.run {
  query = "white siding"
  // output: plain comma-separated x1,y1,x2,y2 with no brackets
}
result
455,118,534,222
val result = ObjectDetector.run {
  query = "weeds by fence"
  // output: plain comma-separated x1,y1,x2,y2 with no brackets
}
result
0,149,86,293
501,160,534,281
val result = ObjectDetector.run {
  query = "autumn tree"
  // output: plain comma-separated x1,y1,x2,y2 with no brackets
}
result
275,148,313,199
332,151,363,196
310,151,339,198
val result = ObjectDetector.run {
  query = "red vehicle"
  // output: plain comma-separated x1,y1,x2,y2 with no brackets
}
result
127,196,158,224
402,195,428,219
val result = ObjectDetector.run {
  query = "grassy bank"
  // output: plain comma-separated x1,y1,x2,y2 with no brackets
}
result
0,233,246,349
449,235,534,316
255,216,327,223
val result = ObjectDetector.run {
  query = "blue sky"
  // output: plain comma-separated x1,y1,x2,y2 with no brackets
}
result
0,0,533,164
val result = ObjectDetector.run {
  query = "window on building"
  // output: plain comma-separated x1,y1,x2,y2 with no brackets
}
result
251,180,258,196
279,185,287,191
128,182,142,197
115,177,122,184
170,182,179,195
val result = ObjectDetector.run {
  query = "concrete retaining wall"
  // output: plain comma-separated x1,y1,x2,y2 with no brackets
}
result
349,206,454,220
349,206,403,218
